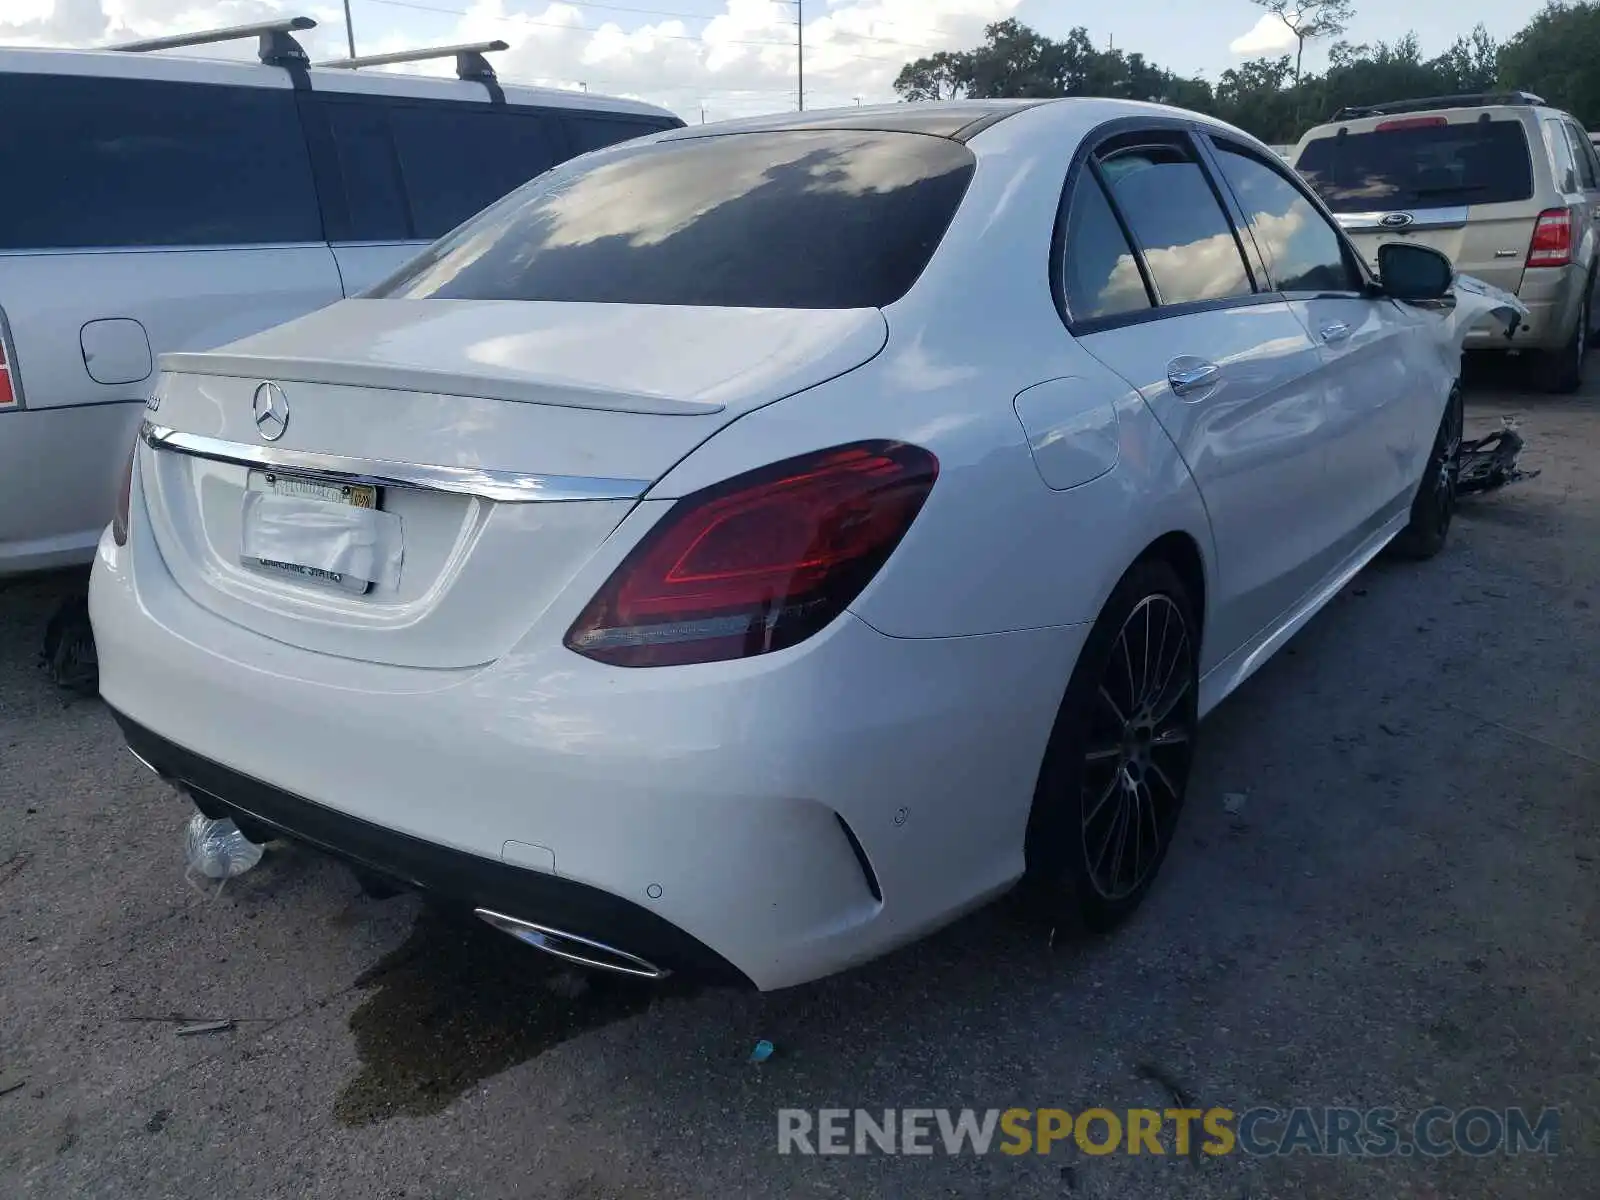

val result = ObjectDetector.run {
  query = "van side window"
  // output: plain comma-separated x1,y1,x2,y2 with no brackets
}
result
324,102,410,242
388,105,561,239
0,75,320,250
563,115,673,155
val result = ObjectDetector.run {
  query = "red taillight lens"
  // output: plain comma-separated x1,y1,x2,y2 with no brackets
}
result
111,442,136,547
1527,209,1574,267
0,335,14,407
565,441,939,667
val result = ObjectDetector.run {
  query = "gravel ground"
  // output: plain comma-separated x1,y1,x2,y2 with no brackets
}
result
1,359,1596,1199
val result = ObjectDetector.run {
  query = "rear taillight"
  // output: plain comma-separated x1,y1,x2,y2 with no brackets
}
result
0,332,15,407
111,442,136,547
565,441,939,667
1527,209,1574,267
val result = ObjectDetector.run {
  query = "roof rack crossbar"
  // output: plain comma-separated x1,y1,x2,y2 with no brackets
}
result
1330,90,1547,122
108,16,315,67
314,40,510,82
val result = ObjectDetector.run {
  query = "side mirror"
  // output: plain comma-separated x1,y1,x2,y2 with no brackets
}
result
1378,242,1455,302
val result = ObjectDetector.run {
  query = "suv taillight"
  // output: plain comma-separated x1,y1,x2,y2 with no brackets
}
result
565,441,939,667
1527,209,1574,268
0,333,14,407
111,442,136,547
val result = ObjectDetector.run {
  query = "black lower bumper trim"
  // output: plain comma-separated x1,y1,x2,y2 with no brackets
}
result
111,711,752,987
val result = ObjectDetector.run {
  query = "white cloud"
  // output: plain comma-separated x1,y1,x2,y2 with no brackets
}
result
1,0,1023,119
1228,11,1296,56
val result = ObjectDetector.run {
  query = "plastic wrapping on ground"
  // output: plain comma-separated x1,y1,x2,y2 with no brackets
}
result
183,812,264,883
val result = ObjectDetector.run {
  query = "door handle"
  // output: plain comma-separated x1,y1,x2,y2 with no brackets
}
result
1167,359,1221,397
1320,322,1352,344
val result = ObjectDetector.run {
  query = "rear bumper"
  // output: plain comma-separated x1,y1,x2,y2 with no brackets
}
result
1464,264,1584,351
91,496,1087,989
112,711,751,985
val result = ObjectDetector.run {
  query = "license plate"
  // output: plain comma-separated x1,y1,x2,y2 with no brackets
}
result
242,471,380,593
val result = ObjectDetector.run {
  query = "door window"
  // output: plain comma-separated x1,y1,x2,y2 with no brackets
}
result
1096,137,1254,307
1562,122,1599,190
1061,173,1152,321
1212,142,1358,294
324,101,410,242
0,74,320,250
389,105,562,239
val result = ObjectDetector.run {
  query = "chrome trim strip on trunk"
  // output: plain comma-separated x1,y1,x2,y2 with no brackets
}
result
140,421,650,504
1335,206,1472,233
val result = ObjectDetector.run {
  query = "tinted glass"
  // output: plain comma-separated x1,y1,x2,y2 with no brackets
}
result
1214,145,1355,293
1543,119,1579,193
389,105,560,238
1063,173,1151,320
325,102,410,242
371,130,976,309
1563,123,1597,189
0,75,320,250
1098,142,1253,306
563,114,674,155
1296,121,1534,212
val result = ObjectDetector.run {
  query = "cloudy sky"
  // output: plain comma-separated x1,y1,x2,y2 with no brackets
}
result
1,0,1551,122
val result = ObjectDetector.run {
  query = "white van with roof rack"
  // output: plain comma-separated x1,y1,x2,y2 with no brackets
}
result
0,17,683,579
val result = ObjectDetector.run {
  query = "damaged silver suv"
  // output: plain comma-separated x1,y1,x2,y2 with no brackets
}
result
1293,91,1600,392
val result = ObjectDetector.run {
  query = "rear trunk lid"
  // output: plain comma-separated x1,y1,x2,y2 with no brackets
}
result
139,298,887,669
1296,112,1542,293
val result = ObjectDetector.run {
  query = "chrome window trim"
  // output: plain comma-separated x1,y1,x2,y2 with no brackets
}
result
140,421,649,503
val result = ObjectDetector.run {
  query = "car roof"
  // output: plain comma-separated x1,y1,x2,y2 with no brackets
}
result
0,45,677,119
661,100,1053,143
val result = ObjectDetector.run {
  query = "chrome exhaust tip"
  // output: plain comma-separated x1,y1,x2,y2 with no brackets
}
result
473,908,670,980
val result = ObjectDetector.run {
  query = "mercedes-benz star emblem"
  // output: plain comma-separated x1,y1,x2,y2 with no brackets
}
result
1380,212,1415,229
252,381,289,442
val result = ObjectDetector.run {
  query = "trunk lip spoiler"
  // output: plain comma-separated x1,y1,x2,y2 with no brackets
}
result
140,421,651,504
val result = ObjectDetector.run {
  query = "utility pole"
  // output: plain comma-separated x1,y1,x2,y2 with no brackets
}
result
700,103,706,124
797,0,804,111
342,0,356,58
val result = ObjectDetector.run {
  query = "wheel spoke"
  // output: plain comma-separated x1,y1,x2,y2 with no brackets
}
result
1085,744,1122,763
1083,768,1122,830
1119,633,1139,712
1106,790,1132,888
1147,602,1172,713
1098,686,1130,726
1151,726,1191,749
1092,788,1127,876
1139,603,1154,708
1148,758,1182,806
1152,668,1193,725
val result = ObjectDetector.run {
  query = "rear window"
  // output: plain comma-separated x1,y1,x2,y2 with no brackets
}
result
369,129,976,309
0,74,320,250
1296,119,1534,212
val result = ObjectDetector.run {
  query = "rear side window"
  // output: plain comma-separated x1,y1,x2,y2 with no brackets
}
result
1097,140,1254,307
388,105,561,238
0,74,320,250
1560,122,1596,190
325,102,410,242
1062,174,1151,321
370,130,976,309
1212,144,1357,293
563,114,674,155
1296,120,1534,212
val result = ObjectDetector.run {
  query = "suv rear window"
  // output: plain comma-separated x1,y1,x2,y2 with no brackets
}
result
1296,119,1534,212
370,129,976,309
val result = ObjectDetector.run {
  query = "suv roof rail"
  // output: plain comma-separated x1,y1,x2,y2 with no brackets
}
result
108,16,316,67
1330,90,1548,122
314,40,510,83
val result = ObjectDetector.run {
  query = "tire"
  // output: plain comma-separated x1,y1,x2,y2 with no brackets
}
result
42,594,99,697
1532,286,1589,394
1023,558,1199,933
1390,387,1464,562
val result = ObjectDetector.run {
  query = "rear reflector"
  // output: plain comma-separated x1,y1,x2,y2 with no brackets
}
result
1527,208,1574,268
565,441,938,667
1375,117,1449,131
0,334,13,406
112,441,136,547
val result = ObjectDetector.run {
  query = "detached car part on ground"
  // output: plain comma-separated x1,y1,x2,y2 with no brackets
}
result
93,98,1527,991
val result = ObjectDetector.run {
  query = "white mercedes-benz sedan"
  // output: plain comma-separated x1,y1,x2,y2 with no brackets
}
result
92,98,1525,991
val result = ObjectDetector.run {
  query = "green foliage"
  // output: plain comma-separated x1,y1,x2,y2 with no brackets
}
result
1499,1,1600,126
892,7,1600,145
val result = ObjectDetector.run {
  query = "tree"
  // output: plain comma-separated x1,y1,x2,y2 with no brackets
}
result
893,51,970,101
1250,0,1356,84
1429,24,1500,94
1498,1,1600,127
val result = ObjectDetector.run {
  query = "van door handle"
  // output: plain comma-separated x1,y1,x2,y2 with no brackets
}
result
1320,322,1352,343
1167,359,1221,397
